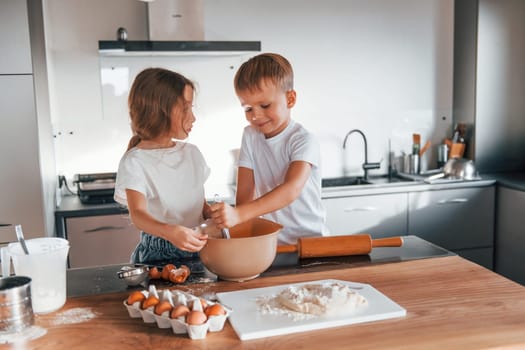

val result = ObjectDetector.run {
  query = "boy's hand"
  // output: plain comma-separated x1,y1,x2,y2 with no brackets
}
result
166,225,207,252
210,202,241,228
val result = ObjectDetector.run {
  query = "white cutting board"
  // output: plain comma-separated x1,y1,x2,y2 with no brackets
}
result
216,279,406,340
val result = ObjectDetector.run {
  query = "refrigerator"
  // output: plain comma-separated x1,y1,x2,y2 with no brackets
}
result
453,0,525,173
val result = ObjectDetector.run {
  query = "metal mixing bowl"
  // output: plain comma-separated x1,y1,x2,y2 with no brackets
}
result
444,158,477,180
117,264,150,286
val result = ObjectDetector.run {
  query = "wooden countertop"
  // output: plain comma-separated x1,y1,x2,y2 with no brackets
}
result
21,256,525,349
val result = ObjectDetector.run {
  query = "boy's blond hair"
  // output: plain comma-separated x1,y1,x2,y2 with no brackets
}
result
234,53,294,93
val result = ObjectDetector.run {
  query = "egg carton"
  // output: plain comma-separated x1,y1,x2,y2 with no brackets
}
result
123,285,232,340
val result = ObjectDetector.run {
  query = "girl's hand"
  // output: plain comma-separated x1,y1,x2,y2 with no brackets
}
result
210,202,241,228
166,225,208,252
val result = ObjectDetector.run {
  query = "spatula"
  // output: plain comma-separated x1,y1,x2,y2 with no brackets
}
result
15,224,30,255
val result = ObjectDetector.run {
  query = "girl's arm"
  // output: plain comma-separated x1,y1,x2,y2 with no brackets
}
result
211,161,311,227
126,189,207,252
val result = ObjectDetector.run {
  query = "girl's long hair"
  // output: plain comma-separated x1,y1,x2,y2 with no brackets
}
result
126,68,194,151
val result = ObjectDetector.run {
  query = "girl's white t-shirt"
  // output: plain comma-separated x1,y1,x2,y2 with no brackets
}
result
238,119,328,245
114,142,210,228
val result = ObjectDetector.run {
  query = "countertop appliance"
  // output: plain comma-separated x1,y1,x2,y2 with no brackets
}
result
74,172,116,204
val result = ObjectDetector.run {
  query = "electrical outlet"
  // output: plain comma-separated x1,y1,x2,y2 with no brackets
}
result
58,175,67,189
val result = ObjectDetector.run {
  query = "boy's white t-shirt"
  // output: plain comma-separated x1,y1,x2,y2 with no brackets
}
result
238,119,328,245
114,142,210,228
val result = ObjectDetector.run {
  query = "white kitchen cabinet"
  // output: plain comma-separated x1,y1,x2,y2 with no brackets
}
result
66,214,141,268
495,186,525,285
322,193,408,238
408,186,495,269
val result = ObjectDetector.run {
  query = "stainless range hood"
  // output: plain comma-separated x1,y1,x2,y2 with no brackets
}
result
99,0,260,56
98,40,261,56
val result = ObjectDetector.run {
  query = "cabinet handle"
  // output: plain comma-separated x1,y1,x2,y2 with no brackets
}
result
344,206,377,212
83,225,126,233
437,198,468,204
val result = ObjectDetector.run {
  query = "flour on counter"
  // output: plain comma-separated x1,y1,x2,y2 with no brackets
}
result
51,307,98,325
0,326,47,344
256,282,367,321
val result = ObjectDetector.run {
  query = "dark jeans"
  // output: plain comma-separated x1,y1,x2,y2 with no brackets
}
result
131,231,199,265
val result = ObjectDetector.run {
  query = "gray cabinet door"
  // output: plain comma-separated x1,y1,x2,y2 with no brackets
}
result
0,75,46,239
455,247,493,271
495,187,525,285
323,193,408,238
0,0,32,74
66,214,141,268
408,186,494,268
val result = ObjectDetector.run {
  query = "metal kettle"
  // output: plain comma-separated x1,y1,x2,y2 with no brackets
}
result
443,158,477,180
425,158,478,182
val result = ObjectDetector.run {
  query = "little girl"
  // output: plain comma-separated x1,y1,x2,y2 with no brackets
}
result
114,67,210,264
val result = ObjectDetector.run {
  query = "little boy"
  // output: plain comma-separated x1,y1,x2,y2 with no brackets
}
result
210,53,328,244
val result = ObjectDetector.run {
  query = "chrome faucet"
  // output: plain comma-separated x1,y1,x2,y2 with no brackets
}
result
343,129,381,180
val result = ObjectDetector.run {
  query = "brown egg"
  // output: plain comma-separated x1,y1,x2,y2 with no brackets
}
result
141,295,160,310
205,303,226,317
169,265,191,283
180,265,190,274
126,291,146,305
186,310,207,325
198,298,209,310
170,304,190,319
148,266,162,279
161,264,176,280
154,300,173,316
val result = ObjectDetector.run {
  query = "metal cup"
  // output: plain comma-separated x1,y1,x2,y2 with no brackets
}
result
437,144,449,168
409,154,420,174
0,276,34,334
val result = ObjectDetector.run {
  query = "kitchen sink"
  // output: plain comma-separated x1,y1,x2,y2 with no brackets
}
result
322,176,372,187
322,174,419,188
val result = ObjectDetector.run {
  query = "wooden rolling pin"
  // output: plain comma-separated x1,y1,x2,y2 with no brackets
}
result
276,234,403,258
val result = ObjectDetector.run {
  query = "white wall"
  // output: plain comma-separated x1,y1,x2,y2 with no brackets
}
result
44,0,454,195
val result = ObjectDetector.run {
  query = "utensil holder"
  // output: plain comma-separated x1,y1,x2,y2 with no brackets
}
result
409,154,420,174
437,144,449,168
449,143,465,159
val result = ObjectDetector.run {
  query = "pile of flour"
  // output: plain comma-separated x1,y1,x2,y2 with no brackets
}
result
256,282,367,321
51,307,98,325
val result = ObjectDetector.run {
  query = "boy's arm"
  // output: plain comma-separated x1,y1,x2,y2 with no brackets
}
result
202,200,212,219
239,160,311,219
212,161,312,227
236,166,256,205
